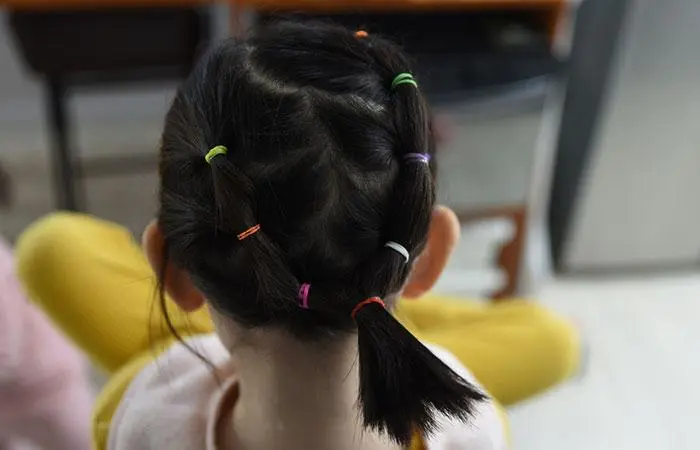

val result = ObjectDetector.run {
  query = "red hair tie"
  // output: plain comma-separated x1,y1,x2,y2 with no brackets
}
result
351,297,385,319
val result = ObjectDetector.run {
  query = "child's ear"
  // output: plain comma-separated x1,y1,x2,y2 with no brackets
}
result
403,206,460,299
142,220,206,312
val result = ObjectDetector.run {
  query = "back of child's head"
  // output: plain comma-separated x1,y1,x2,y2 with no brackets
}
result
157,20,484,445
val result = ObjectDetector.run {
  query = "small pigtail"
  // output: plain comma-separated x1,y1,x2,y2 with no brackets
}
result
346,65,485,442
297,279,485,444
353,298,486,445
203,145,299,316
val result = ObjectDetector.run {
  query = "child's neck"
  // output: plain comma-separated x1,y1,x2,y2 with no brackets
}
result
221,331,399,450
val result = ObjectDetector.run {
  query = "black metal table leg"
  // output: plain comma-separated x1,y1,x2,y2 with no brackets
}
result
10,8,211,213
44,77,82,211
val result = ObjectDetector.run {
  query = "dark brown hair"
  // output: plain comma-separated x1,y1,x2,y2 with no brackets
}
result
157,20,484,445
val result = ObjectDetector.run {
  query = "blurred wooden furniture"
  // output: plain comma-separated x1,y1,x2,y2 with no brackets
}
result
5,0,564,9
7,7,210,210
4,0,209,6
234,0,568,41
457,206,525,299
6,0,567,42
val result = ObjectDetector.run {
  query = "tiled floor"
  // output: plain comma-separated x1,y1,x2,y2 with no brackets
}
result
511,274,699,450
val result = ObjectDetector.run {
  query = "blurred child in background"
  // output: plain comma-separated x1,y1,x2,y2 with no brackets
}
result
0,237,92,450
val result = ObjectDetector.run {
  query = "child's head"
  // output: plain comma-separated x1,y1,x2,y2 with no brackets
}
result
144,20,483,444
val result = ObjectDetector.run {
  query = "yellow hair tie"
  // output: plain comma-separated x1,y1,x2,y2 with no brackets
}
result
205,145,227,164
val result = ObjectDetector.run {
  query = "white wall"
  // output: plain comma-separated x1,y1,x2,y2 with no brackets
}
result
565,0,700,269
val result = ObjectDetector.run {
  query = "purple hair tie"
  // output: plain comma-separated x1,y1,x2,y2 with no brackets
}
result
404,153,431,164
298,283,311,309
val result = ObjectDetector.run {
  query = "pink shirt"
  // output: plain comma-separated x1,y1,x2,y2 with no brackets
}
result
0,239,92,450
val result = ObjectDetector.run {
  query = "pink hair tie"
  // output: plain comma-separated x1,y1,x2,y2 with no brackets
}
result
298,283,311,309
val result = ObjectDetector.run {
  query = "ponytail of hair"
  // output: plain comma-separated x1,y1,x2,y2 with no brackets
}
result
349,36,487,444
354,301,486,445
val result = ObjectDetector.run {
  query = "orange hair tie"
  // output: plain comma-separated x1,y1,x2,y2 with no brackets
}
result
236,224,261,241
351,297,385,319
354,30,369,39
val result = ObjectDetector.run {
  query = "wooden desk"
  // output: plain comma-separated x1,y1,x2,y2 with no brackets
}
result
238,0,563,12
3,0,208,9
6,5,209,210
234,0,567,40
4,0,564,13
4,0,567,48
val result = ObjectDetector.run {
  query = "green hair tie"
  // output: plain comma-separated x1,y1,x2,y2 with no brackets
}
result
205,145,227,164
391,72,418,90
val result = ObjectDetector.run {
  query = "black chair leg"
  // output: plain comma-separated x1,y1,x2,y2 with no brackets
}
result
44,77,82,211
0,161,11,207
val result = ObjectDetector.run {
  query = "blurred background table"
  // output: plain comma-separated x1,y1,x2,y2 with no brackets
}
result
5,1,212,211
